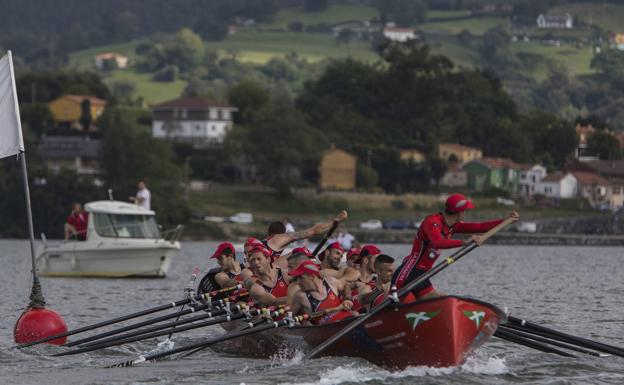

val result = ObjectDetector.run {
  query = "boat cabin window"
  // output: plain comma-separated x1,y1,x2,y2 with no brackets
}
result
94,213,160,238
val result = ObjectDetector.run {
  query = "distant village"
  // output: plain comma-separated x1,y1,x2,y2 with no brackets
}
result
40,89,624,212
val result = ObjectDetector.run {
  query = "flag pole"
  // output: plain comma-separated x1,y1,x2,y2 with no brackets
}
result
8,50,45,307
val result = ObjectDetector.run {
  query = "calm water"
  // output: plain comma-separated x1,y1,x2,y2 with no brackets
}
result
1,240,623,385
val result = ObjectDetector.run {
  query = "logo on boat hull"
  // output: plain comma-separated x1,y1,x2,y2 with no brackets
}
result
405,310,440,330
463,310,486,328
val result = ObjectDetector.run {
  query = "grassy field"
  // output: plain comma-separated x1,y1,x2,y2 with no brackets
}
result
550,2,624,33
419,16,509,35
206,30,379,63
426,35,481,68
511,41,595,77
67,40,143,71
105,71,187,105
262,4,379,29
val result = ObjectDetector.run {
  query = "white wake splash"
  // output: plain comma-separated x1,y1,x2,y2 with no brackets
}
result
278,355,509,385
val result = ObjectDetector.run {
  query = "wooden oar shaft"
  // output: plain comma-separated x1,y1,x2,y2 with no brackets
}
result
18,284,243,348
505,318,624,358
499,325,602,357
494,329,575,357
304,216,516,360
56,305,259,357
311,220,340,257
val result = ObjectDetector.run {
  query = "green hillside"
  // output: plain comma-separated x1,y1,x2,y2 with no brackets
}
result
550,2,624,33
263,4,379,29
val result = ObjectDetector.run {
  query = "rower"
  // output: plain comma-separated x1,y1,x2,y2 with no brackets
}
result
211,242,251,289
358,254,395,309
244,245,289,306
288,260,353,324
318,242,360,283
346,247,361,268
391,193,519,300
243,237,262,266
349,244,381,311
262,210,348,261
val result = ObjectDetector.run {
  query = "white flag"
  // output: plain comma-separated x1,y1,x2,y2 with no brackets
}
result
0,51,25,159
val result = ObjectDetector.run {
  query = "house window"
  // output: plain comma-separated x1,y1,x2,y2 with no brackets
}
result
217,110,223,120
173,108,178,118
195,125,201,131
211,125,216,131
181,109,188,119
614,187,622,195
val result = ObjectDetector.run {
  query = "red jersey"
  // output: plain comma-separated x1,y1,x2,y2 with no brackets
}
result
351,276,377,312
255,268,289,298
262,235,283,262
408,213,501,270
67,212,88,237
308,279,350,324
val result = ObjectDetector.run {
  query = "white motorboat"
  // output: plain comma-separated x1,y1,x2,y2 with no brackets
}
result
36,200,183,278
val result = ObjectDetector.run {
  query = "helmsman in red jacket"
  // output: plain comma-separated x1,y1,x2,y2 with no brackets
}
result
392,193,519,300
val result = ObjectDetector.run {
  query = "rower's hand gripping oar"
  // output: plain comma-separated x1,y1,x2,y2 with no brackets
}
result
16,283,243,349
311,219,341,257
304,216,516,360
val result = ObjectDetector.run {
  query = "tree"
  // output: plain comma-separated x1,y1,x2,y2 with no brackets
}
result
98,108,189,226
587,131,623,160
79,98,92,132
305,0,329,12
591,49,624,86
227,80,269,125
374,0,427,26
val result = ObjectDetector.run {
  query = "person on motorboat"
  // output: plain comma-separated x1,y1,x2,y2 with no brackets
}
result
358,254,396,309
243,245,290,306
288,260,354,324
261,210,348,261
129,180,151,210
392,193,519,300
64,203,88,241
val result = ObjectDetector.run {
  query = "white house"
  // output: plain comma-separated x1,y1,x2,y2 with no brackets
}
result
518,164,547,196
536,14,573,29
94,52,129,69
383,27,417,42
151,97,238,146
536,172,577,198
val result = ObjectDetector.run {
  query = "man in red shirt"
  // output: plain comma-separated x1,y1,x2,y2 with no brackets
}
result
392,193,518,300
65,203,88,241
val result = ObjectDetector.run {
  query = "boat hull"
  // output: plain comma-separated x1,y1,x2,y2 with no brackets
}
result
219,296,503,369
36,239,180,278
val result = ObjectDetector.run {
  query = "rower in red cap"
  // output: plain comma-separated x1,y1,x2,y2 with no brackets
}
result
349,244,381,311
289,260,353,324
244,245,290,306
392,193,518,300
197,242,250,294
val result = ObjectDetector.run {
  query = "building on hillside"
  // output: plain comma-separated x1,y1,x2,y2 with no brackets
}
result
151,97,238,146
518,164,547,196
48,95,107,131
399,149,426,164
438,143,482,164
462,157,521,192
318,146,356,191
613,33,624,50
535,172,577,198
439,162,467,187
383,27,417,42
39,136,100,175
537,13,573,29
94,52,129,70
571,171,610,209
568,160,624,210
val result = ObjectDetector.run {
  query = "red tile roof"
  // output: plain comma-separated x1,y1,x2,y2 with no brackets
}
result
571,171,609,186
62,94,107,106
153,97,235,109
540,172,571,183
470,157,519,169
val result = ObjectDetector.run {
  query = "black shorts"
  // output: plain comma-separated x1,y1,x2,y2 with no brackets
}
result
391,265,433,296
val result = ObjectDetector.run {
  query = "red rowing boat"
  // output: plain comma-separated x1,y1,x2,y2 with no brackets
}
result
218,295,504,369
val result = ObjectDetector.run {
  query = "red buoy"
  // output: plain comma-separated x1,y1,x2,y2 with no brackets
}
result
14,307,68,345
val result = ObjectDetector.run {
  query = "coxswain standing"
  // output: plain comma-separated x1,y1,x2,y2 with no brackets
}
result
288,260,354,324
392,193,519,300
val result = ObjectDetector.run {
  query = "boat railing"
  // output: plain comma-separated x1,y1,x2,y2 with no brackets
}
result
161,225,184,244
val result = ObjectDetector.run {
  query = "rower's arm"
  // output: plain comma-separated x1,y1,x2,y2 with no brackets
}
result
340,267,360,283
359,287,382,306
248,283,285,306
290,291,313,319
267,210,348,251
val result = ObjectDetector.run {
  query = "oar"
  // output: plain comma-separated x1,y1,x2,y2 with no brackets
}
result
167,266,201,339
494,329,575,357
311,220,340,257
54,303,262,357
106,309,301,368
17,284,243,349
75,300,248,349
505,316,624,358
64,293,248,348
498,325,606,357
304,217,515,360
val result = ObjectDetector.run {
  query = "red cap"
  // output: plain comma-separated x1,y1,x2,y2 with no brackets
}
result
291,247,312,257
319,242,344,262
346,247,361,261
445,193,475,213
210,242,235,259
244,237,261,247
288,260,322,277
249,245,271,259
360,245,381,258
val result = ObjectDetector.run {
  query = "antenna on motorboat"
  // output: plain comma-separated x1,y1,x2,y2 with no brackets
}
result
108,188,114,200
